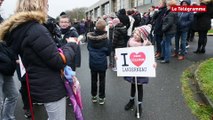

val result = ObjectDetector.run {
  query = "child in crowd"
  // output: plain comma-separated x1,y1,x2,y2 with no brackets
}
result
58,14,81,71
111,18,127,71
59,14,79,46
87,19,110,105
123,25,156,118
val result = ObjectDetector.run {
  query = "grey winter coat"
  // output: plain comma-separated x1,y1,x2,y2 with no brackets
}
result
162,10,177,35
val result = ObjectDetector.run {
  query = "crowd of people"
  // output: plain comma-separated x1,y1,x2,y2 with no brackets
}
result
0,0,213,119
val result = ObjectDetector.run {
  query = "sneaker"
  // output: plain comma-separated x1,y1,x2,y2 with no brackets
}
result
24,109,31,118
124,99,134,111
92,96,98,103
156,57,164,60
99,98,105,105
68,103,72,106
33,103,43,106
160,60,170,64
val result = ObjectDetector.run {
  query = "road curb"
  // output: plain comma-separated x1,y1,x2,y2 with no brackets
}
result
207,33,213,36
194,63,213,108
181,63,213,119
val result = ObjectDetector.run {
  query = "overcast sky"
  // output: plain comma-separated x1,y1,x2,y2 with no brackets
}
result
1,0,99,18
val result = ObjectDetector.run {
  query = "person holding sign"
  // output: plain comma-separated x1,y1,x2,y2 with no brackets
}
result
123,25,155,118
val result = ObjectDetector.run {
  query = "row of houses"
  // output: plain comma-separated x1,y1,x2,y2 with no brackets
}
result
85,0,199,20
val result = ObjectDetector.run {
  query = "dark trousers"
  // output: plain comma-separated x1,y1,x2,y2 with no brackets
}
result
155,34,163,53
91,70,106,98
187,29,195,42
16,66,29,110
197,30,208,51
130,84,143,102
19,81,30,110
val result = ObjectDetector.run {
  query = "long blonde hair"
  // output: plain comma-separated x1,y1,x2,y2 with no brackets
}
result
15,0,48,14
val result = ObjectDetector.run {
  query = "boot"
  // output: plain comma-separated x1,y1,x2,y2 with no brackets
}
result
178,55,185,61
155,52,161,58
200,48,205,54
194,41,202,54
193,49,200,54
135,104,142,118
124,99,134,111
172,52,178,57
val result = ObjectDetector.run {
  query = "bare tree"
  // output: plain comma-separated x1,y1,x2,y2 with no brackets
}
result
66,7,87,22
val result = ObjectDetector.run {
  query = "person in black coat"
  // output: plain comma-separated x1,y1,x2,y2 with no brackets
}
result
113,18,128,50
85,17,95,42
87,19,110,105
117,9,130,29
72,19,81,35
132,10,142,29
193,0,213,54
0,0,75,119
111,18,127,70
160,0,178,64
59,15,81,71
0,1,19,119
152,0,167,58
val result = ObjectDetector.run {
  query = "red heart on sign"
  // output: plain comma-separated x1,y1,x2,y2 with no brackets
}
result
130,52,146,67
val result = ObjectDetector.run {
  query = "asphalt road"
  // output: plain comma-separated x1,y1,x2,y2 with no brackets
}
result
14,36,213,120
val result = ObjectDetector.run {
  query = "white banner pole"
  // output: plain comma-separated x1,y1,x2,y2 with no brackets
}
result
134,76,140,118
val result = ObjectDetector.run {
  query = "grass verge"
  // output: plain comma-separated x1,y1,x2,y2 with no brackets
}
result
196,58,213,104
208,29,213,34
181,65,213,120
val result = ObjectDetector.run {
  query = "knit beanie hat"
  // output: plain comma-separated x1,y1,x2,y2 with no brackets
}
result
112,18,120,26
135,24,152,41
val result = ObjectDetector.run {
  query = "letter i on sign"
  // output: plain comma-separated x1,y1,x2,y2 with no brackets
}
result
121,53,129,66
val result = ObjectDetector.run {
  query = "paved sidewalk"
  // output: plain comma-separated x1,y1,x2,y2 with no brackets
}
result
14,36,213,120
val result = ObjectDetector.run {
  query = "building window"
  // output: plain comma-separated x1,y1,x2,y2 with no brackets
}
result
130,0,136,8
120,0,124,9
112,0,117,12
105,3,109,15
144,0,152,4
102,5,105,15
138,0,144,6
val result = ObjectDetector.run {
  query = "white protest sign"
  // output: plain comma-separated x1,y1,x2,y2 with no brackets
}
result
115,46,156,77
18,55,26,77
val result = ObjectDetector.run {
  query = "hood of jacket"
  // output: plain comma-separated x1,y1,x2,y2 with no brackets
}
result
0,11,46,40
87,31,107,41
87,31,108,49
118,9,126,15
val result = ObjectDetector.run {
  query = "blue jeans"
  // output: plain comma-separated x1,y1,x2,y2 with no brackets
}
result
0,73,19,120
175,31,187,56
161,34,175,61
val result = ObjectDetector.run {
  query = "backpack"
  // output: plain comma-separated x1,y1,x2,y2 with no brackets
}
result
0,41,16,76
